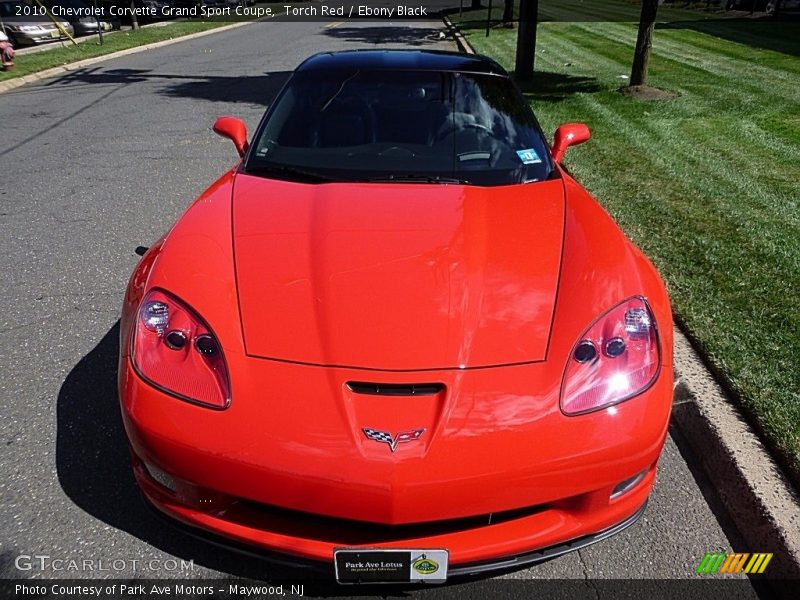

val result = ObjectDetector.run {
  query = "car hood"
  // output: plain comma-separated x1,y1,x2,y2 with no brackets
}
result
231,173,565,370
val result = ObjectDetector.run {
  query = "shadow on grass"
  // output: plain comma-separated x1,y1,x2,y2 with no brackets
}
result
657,17,800,57
514,70,603,102
45,67,292,105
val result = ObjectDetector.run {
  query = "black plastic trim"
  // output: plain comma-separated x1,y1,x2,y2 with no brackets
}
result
346,382,444,396
143,493,648,581
448,501,648,577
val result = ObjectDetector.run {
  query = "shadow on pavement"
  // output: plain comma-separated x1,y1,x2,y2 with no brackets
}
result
321,26,450,46
46,68,154,85
55,323,335,583
160,71,291,105
54,324,538,589
47,67,292,105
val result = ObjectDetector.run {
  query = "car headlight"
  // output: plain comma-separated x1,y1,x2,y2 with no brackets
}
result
560,296,660,416
17,25,45,32
132,289,231,409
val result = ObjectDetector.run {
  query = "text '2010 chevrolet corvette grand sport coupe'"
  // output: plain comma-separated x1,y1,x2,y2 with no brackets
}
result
118,50,673,584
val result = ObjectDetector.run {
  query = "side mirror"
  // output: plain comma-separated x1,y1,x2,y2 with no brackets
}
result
551,123,591,163
213,116,249,158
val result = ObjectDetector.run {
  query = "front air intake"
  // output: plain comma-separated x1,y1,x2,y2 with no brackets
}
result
346,382,444,396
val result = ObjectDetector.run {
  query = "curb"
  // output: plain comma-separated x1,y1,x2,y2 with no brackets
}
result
442,15,476,55
0,20,252,95
443,14,800,585
672,326,800,582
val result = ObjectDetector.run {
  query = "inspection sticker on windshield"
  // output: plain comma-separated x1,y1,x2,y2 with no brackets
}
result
516,148,542,164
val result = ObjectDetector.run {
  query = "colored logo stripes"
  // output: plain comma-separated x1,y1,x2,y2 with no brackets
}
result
697,552,773,575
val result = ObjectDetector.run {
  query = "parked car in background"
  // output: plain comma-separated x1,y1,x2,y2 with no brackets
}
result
173,0,221,10
174,0,241,10
173,0,253,11
94,0,174,25
41,0,120,36
141,0,176,17
0,0,74,46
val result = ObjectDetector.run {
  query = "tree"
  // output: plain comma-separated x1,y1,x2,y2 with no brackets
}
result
630,0,659,86
514,0,539,82
129,1,140,31
502,0,515,26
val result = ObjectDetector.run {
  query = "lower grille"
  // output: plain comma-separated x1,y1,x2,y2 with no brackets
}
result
222,498,550,544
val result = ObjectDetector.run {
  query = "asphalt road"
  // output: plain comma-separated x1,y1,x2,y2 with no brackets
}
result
0,18,761,595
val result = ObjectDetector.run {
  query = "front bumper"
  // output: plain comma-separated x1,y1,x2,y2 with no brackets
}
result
133,452,655,572
120,348,671,570
144,483,648,580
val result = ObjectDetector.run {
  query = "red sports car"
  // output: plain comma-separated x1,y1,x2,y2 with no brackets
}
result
119,50,673,584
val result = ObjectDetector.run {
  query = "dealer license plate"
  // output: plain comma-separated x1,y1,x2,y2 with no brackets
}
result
334,549,448,584
50,30,60,38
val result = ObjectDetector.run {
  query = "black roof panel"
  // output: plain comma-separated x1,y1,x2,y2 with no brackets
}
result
296,50,508,76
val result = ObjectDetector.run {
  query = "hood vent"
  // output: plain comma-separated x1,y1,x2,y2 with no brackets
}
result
346,382,444,396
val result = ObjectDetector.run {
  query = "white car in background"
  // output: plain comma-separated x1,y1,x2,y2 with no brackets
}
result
0,0,74,46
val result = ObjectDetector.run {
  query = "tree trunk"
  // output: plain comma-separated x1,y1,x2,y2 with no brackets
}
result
630,0,659,86
514,0,538,82
502,0,514,24
130,1,139,31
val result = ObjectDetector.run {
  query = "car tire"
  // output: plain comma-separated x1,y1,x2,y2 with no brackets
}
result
3,28,18,47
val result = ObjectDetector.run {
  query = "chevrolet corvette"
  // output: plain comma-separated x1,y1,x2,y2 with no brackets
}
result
119,50,673,583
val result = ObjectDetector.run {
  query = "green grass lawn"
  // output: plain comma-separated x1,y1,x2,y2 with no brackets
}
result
456,11,800,482
0,21,232,83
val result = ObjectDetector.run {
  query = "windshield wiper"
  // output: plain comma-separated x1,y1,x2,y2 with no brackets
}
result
245,164,334,183
245,167,470,185
360,175,470,185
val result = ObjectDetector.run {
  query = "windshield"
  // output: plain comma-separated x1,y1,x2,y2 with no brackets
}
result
245,69,554,186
